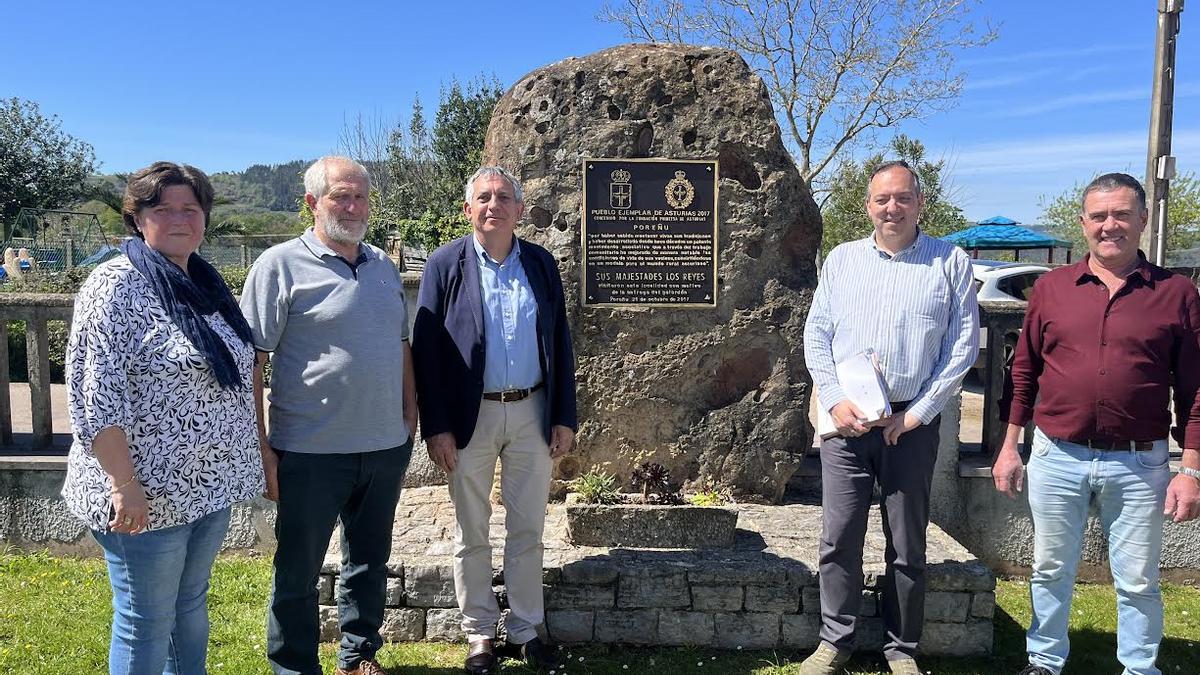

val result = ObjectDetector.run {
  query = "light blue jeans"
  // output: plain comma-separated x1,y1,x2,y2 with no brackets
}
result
92,507,231,675
1025,428,1171,675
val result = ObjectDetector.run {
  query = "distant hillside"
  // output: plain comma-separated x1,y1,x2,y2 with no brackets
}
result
209,159,310,212
80,160,311,236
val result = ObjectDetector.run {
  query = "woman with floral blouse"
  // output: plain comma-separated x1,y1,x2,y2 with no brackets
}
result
60,162,264,675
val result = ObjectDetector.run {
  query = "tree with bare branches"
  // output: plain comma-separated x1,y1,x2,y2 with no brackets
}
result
338,110,398,198
598,0,996,195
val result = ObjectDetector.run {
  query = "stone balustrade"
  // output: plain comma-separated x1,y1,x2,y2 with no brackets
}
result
0,293,73,451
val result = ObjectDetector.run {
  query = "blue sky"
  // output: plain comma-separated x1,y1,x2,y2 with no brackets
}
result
2,1,1195,224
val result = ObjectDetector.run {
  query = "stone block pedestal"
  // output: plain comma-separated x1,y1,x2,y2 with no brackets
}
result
316,487,996,655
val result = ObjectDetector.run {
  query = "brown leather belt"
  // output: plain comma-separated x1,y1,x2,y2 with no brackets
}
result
482,383,542,403
1081,439,1154,452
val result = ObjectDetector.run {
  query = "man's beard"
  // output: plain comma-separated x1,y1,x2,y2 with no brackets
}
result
316,211,368,245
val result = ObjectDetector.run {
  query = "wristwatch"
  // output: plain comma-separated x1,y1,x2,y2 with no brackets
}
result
1180,466,1200,482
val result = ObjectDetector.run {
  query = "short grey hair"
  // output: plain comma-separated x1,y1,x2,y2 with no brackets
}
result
464,166,524,204
867,160,923,198
304,155,371,199
1081,173,1147,213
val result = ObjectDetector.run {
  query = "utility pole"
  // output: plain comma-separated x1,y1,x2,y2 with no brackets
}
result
1143,0,1185,265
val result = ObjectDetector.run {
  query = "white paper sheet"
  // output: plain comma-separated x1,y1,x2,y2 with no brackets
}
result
816,349,892,440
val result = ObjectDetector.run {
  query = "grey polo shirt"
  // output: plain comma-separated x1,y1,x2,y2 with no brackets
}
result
240,228,410,454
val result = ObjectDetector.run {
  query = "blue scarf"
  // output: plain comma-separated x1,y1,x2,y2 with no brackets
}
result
121,237,253,389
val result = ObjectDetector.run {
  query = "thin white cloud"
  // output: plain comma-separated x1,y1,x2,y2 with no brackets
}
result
998,88,1149,117
964,68,1058,91
961,44,1143,67
1061,65,1114,82
991,81,1200,118
944,129,1200,177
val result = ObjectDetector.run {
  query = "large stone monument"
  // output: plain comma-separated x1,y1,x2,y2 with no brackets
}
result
483,43,821,502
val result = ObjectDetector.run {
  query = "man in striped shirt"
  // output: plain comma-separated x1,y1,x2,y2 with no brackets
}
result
801,161,979,675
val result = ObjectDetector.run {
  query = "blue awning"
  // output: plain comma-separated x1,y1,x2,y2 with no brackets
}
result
977,215,1019,226
942,224,1071,250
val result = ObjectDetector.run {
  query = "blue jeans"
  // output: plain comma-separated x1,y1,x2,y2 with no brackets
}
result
92,507,231,675
1025,428,1171,675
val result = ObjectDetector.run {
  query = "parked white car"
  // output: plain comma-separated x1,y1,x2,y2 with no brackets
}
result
971,260,1050,373
972,260,1049,303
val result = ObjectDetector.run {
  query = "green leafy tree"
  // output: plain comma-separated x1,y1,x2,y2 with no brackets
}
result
386,97,434,218
74,199,125,235
820,134,966,257
394,212,471,253
430,77,505,209
0,98,97,238
297,195,314,229
1038,172,1200,258
80,175,132,235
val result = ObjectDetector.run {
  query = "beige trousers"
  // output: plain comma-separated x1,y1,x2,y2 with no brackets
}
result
448,391,552,644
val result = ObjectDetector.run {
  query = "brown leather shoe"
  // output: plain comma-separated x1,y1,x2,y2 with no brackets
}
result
464,638,496,675
335,658,388,675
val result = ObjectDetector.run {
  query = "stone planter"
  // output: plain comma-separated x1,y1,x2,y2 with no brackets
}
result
566,504,738,548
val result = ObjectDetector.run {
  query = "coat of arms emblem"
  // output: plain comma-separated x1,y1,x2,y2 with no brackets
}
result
665,170,695,209
609,168,632,209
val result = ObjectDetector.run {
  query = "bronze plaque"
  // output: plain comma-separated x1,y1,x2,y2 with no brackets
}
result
581,158,719,307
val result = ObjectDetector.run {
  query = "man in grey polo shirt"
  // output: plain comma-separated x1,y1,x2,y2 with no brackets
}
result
241,155,416,675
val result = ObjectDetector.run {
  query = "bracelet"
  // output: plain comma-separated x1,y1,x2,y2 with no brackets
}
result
1180,466,1200,482
109,475,139,493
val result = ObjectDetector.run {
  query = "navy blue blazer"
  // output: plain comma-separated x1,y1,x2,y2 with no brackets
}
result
412,234,578,448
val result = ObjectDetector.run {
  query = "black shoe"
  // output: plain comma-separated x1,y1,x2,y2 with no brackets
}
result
1017,666,1054,675
464,639,496,675
517,637,561,671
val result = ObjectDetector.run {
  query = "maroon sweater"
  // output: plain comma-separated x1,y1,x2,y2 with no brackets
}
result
1002,255,1200,448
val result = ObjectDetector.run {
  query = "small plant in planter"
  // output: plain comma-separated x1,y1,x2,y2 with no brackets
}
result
630,462,684,505
687,477,733,507
568,468,624,505
565,463,738,548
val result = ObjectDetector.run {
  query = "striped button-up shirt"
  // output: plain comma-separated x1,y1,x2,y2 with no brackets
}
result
804,231,979,424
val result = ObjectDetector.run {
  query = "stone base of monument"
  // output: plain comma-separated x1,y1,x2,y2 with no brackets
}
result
316,487,995,655
565,503,738,548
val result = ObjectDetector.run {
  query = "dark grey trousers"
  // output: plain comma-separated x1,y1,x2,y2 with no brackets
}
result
267,440,414,675
817,414,940,660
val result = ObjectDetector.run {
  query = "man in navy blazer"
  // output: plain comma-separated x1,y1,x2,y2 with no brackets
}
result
413,166,576,674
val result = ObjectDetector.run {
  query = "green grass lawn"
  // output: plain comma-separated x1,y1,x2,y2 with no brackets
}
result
1,551,1197,674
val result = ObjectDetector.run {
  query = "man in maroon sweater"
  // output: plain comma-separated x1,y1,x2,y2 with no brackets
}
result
993,173,1200,675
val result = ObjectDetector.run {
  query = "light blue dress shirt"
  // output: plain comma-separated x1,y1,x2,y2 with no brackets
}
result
473,235,542,392
803,231,980,425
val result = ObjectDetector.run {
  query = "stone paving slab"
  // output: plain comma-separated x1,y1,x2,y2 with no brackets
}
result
325,486,988,585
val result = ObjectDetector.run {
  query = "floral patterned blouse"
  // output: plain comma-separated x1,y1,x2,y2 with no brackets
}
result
60,257,264,532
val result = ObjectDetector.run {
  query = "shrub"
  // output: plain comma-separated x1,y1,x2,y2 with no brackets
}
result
0,266,90,294
218,266,249,293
